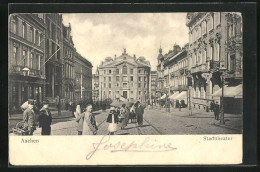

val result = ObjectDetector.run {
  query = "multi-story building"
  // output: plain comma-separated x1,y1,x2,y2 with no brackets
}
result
62,23,76,101
163,44,189,103
98,49,151,103
156,45,165,98
44,14,63,99
74,52,93,104
150,71,158,101
92,68,99,103
8,14,46,112
186,12,243,112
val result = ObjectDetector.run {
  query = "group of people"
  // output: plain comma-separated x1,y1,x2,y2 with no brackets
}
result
210,101,220,120
73,101,145,135
22,100,52,135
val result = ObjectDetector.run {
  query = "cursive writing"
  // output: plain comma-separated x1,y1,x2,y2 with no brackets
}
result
86,135,177,160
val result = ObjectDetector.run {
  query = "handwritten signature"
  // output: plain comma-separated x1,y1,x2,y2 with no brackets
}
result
86,135,177,160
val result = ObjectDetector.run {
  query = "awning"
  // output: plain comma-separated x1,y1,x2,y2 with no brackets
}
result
212,84,243,98
169,92,179,100
174,91,187,100
159,94,167,100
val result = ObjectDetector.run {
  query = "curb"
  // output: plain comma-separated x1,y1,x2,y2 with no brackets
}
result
211,123,241,132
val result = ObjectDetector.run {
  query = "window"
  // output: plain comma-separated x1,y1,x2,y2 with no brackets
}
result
215,43,220,61
207,15,213,31
13,47,17,65
144,83,146,88
109,70,111,74
123,76,128,82
11,17,17,34
210,46,214,60
30,27,34,42
130,69,133,74
202,21,206,35
104,77,106,82
109,83,111,88
109,77,111,82
35,55,39,70
138,69,141,73
203,49,207,64
214,12,221,27
23,50,27,67
116,69,119,74
139,91,141,95
144,77,146,82
104,83,106,88
117,83,119,87
22,23,26,38
109,91,111,95
131,76,134,81
104,70,106,74
30,53,33,68
139,77,141,81
131,91,133,94
123,66,127,74
138,83,141,88
116,76,119,81
230,54,236,71
123,83,127,88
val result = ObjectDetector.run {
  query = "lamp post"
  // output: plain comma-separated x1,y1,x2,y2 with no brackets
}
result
219,65,227,124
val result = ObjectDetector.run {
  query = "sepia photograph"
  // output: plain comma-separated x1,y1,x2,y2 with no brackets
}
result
8,12,243,136
7,3,255,165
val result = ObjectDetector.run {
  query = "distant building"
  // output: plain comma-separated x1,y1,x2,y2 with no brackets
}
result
98,49,151,103
150,71,158,101
8,14,46,112
92,68,99,103
186,12,242,113
74,52,93,104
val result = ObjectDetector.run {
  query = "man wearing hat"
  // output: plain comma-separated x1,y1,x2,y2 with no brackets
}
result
38,104,52,135
23,101,36,135
214,101,220,120
135,101,144,126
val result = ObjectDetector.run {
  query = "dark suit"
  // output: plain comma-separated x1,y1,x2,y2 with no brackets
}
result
136,105,144,126
39,109,52,135
214,104,220,120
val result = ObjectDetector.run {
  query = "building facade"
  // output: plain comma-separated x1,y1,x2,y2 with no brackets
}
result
8,14,46,112
150,71,158,101
74,52,93,104
62,23,76,101
186,12,243,112
92,68,99,103
44,14,63,99
98,49,151,103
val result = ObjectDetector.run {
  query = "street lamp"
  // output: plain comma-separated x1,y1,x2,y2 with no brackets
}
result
219,65,227,124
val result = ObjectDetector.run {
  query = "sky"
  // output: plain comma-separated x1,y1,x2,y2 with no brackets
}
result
62,13,189,71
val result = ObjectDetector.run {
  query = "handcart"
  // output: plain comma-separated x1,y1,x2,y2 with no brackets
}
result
12,121,30,135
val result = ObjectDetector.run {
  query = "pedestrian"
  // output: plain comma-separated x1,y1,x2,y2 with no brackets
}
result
214,101,220,120
74,105,84,135
210,101,215,112
38,104,52,135
107,106,119,135
130,104,136,123
135,101,144,126
119,104,127,130
56,96,61,116
81,104,98,135
23,101,36,135
125,105,130,125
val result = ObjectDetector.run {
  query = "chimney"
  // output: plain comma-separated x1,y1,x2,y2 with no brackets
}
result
114,54,117,60
133,54,136,60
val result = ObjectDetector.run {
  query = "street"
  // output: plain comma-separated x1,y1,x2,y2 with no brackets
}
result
10,107,242,136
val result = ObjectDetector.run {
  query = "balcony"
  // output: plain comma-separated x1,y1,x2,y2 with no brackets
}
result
209,60,220,71
191,63,208,74
10,65,44,78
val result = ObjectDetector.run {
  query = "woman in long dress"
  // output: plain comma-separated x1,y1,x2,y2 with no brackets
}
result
82,104,98,135
107,106,119,135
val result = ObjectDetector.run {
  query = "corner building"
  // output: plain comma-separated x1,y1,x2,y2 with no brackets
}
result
98,49,151,103
8,14,46,112
186,12,243,112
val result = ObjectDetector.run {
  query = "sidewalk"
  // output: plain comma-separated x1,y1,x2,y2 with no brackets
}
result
146,106,242,132
9,110,74,120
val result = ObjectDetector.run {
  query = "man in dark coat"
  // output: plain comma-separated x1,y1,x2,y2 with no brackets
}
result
23,101,36,135
214,101,220,120
135,101,144,126
210,101,215,112
39,104,52,135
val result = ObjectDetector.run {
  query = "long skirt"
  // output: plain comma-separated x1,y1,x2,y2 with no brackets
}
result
41,126,51,135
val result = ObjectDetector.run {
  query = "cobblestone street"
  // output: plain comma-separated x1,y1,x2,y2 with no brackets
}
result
10,107,242,135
